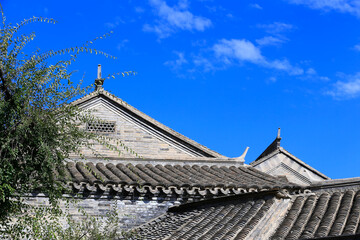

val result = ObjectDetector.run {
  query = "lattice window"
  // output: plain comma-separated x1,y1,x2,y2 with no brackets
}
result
86,121,116,133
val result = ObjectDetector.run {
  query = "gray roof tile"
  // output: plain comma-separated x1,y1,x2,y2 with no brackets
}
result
128,194,276,240
271,190,360,239
63,162,298,195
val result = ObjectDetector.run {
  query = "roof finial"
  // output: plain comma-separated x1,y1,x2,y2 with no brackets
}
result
97,64,102,79
233,146,249,163
275,127,281,148
277,128,281,139
95,64,104,91
254,129,282,161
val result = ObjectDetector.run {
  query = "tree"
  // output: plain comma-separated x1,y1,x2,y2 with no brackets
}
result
3,200,130,239
0,5,132,225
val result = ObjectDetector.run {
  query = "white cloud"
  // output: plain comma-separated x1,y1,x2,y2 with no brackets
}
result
256,36,286,46
193,56,216,72
144,0,212,38
105,17,125,29
177,0,189,9
164,52,188,69
213,39,303,75
213,39,264,64
117,39,129,50
135,7,145,13
268,77,277,83
287,0,360,17
191,39,207,47
226,13,234,18
298,68,330,81
354,44,360,51
250,3,263,10
319,76,330,81
326,73,360,98
306,68,317,75
257,22,294,35
256,22,293,47
268,59,304,75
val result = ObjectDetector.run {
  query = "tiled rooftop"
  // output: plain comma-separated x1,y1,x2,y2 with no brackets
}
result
128,194,276,240
117,181,360,240
63,162,298,195
271,190,360,239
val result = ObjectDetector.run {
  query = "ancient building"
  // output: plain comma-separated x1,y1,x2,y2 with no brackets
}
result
250,129,330,186
30,66,360,239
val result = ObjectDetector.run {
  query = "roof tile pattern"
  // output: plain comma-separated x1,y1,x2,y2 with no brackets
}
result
64,162,296,193
271,190,360,239
130,196,275,240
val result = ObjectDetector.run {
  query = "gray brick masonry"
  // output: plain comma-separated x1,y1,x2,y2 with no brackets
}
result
24,194,182,229
75,102,194,159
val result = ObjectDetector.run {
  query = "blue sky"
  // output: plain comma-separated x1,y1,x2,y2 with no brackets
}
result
2,0,360,179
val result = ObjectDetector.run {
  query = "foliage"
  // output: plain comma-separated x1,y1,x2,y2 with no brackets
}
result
0,4,134,224
2,199,131,240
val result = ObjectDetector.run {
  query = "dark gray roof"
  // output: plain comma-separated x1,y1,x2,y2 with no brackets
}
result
129,193,276,240
64,162,298,195
271,190,360,239
120,178,360,240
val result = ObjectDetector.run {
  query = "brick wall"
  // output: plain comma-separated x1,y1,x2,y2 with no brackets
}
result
25,194,182,229
75,102,194,159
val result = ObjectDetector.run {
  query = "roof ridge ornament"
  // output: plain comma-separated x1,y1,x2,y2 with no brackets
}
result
276,127,281,148
277,128,281,139
233,146,249,162
95,64,105,91
253,128,282,161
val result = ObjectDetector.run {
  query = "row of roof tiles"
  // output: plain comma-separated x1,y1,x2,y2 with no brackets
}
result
272,190,360,239
128,194,276,240
63,162,298,194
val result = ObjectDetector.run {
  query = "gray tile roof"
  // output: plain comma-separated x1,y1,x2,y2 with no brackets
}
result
117,179,360,240
271,190,360,239
128,193,276,240
64,162,298,195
